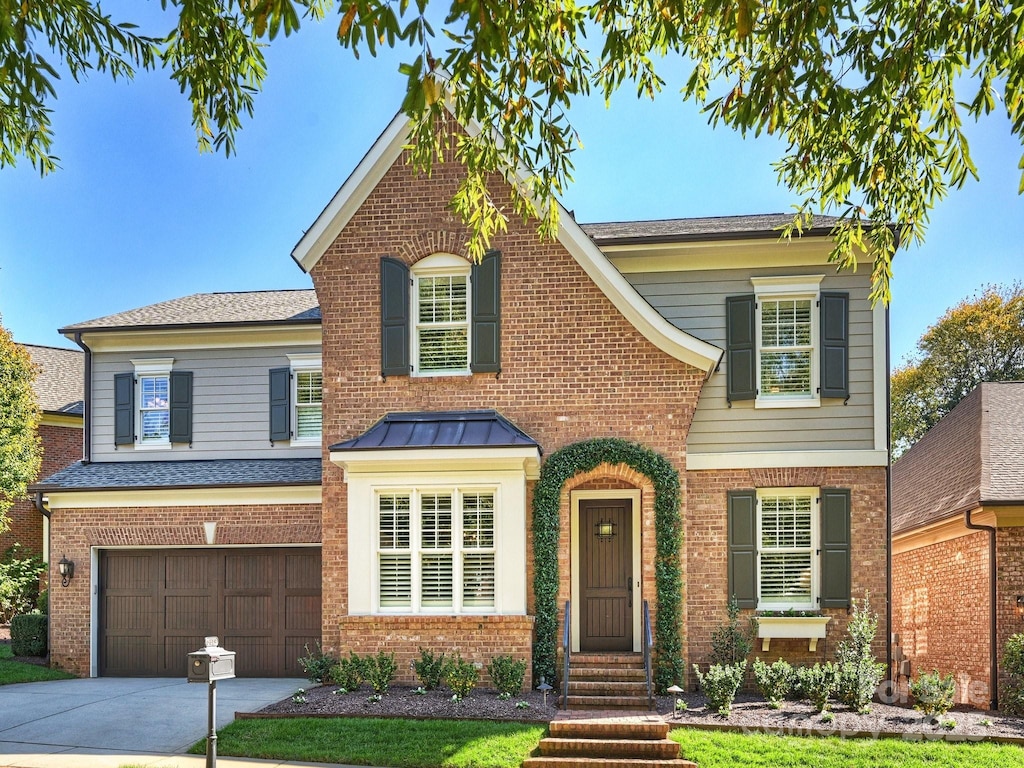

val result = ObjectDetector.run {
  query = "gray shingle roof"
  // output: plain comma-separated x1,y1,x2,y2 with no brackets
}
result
330,410,539,452
24,344,84,416
60,290,320,332
892,381,1024,533
580,213,842,243
33,458,321,491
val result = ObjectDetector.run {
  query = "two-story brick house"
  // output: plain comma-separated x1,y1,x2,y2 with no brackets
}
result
36,111,889,684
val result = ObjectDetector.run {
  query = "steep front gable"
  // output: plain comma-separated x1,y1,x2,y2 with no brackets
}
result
290,110,722,375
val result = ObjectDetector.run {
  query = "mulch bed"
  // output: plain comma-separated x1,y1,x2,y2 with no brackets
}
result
0,631,50,667
254,684,1024,742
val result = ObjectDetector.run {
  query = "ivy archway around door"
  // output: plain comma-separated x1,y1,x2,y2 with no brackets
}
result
531,438,683,691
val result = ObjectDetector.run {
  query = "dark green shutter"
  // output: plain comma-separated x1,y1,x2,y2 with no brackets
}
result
819,292,849,399
470,250,501,373
728,490,757,609
169,371,193,444
269,367,291,443
726,295,756,402
820,488,851,609
113,372,134,445
380,257,411,377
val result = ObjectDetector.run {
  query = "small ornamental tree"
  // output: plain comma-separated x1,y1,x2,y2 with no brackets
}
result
0,323,42,535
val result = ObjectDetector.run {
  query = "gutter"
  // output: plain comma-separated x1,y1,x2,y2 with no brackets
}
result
965,508,998,710
33,492,52,660
71,332,92,464
885,305,893,686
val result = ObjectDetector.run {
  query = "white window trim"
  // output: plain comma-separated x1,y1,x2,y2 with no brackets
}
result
411,253,472,378
287,353,322,445
751,275,823,409
130,358,174,450
756,486,820,611
373,486,497,615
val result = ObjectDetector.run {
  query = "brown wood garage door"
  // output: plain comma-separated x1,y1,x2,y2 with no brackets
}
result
100,547,321,677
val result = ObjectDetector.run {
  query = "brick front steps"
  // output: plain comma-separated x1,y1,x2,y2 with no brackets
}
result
523,714,695,768
563,653,653,711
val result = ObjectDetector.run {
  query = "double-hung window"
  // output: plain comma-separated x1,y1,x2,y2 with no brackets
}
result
757,488,818,610
376,488,496,612
115,358,193,449
269,354,322,444
413,256,471,375
139,373,170,443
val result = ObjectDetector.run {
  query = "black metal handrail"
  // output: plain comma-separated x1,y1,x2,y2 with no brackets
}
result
562,600,571,709
643,600,654,710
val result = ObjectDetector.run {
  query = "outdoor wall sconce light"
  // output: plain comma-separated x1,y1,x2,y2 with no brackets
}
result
1016,595,1024,621
58,555,74,587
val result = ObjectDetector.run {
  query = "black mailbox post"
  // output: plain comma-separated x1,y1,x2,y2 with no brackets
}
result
188,636,236,768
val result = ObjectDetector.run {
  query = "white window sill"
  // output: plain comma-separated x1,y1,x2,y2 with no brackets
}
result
756,615,831,652
290,437,322,446
411,370,472,378
134,441,172,451
755,397,820,409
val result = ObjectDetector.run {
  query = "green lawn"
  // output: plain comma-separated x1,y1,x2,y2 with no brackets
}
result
189,716,1024,768
0,643,76,685
192,717,546,768
671,728,1024,767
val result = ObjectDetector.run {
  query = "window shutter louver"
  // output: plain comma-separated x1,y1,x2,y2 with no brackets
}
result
113,372,134,445
726,295,757,401
168,371,193,444
728,490,758,609
820,488,852,609
269,367,291,442
470,250,501,373
381,257,411,376
819,292,850,399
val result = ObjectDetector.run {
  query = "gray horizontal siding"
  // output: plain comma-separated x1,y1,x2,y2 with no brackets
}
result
626,265,878,454
90,347,322,461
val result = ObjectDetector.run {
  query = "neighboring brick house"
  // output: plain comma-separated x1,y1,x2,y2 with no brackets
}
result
35,110,889,683
892,381,1024,710
1,345,83,561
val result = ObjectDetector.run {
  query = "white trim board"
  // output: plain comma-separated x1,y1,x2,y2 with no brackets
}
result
43,485,322,509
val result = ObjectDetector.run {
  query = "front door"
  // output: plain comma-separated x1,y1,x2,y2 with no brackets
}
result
579,499,633,652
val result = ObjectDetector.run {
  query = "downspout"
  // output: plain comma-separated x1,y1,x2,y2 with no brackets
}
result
33,492,52,664
72,332,92,464
965,508,998,710
885,305,893,683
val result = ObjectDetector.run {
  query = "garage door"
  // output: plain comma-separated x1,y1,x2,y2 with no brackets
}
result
99,547,321,677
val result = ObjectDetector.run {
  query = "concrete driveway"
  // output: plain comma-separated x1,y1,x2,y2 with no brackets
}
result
0,676,308,767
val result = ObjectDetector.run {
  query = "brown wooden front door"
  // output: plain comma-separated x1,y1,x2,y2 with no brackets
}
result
579,499,633,652
99,547,321,677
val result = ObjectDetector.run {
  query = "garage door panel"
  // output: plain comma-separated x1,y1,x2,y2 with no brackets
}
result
100,548,320,677
225,595,273,631
165,554,211,589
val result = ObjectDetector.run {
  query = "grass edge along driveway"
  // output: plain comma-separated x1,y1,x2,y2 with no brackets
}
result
0,643,76,685
191,717,1024,768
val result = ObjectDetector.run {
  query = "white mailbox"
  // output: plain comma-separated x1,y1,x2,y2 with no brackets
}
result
188,636,236,683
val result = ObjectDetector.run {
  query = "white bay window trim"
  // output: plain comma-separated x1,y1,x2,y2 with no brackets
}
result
130,358,174,450
751,276,823,409
337,447,538,617
756,486,820,611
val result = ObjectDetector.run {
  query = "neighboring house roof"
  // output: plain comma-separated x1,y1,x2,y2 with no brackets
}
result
24,344,84,416
289,110,724,375
891,381,1024,534
33,458,322,492
580,214,842,244
59,290,320,333
330,410,539,452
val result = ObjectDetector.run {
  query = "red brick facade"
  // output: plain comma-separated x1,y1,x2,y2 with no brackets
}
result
892,529,991,707
687,466,889,680
48,502,321,675
0,422,82,557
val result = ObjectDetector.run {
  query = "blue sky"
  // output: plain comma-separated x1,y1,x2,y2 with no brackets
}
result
1,9,1021,367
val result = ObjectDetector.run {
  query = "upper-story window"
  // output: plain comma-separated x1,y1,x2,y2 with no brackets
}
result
380,251,501,378
412,255,471,376
726,276,849,408
269,354,323,444
114,359,193,449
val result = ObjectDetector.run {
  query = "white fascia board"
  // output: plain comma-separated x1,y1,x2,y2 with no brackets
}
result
331,446,542,479
687,450,889,471
292,106,722,373
291,113,412,273
44,485,322,509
